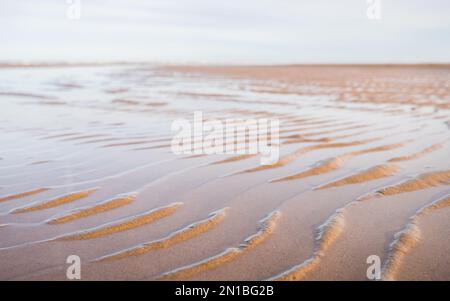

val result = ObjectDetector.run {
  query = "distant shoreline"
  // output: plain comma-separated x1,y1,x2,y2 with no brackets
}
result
1,62,449,69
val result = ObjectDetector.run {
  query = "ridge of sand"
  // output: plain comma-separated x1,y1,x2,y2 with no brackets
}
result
388,143,444,162
382,194,450,280
316,164,400,190
11,188,98,214
241,138,380,173
376,170,450,196
95,207,229,262
0,188,50,203
46,194,136,224
270,210,345,280
56,202,183,240
272,141,406,182
159,211,281,280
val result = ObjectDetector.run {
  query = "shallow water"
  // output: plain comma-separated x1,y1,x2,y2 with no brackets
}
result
0,64,449,280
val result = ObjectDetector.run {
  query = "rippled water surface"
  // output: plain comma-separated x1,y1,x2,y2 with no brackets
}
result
0,64,449,280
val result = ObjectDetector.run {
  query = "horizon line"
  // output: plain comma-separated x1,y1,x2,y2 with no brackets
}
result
1,61,450,69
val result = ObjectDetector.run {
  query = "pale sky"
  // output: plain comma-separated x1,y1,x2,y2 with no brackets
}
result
0,0,449,64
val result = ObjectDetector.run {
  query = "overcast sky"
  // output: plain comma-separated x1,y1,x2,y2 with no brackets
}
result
1,0,449,64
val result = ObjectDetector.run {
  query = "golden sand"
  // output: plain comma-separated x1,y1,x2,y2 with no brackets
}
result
96,208,228,262
316,164,401,190
1,65,449,280
160,211,281,280
242,138,380,173
57,202,183,240
382,195,450,280
46,195,136,224
11,188,97,214
272,210,345,281
272,141,406,182
272,156,350,182
377,170,450,196
388,143,444,162
0,188,49,203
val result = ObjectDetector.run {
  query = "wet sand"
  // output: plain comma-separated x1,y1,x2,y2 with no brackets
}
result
0,64,449,280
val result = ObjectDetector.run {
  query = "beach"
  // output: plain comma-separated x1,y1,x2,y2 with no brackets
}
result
0,64,449,280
